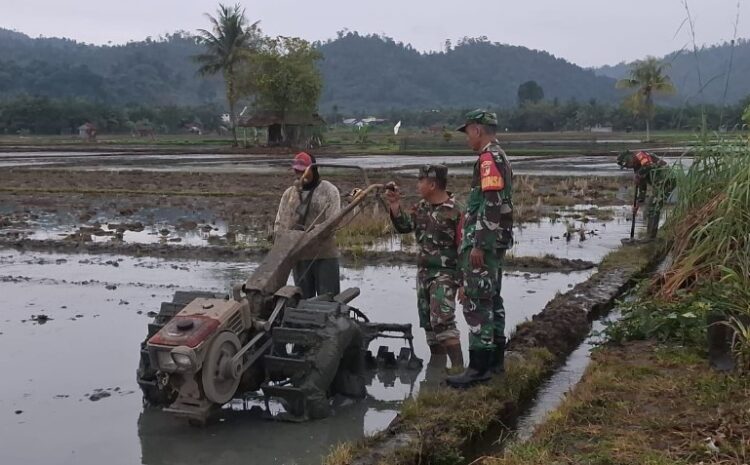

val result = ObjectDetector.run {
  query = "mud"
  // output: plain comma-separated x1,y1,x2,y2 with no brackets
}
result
0,160,630,261
0,237,596,273
506,267,633,356
444,154,692,178
0,168,436,243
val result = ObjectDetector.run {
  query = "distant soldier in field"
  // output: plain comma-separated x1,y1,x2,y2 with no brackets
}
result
384,165,464,371
617,150,675,240
447,110,514,388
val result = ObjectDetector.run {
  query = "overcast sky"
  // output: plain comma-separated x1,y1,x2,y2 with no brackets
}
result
1,0,747,67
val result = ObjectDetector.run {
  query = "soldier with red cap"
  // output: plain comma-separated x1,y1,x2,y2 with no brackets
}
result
274,152,343,298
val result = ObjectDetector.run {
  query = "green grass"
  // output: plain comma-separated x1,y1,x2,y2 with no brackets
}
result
481,341,750,465
599,241,656,272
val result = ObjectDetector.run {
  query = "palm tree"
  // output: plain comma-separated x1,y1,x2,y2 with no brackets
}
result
616,57,676,142
195,4,260,146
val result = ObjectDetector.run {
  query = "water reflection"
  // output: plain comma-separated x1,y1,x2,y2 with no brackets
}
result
137,368,419,465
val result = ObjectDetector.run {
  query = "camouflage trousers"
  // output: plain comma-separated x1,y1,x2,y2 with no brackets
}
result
644,168,676,239
417,272,460,346
460,248,499,351
493,249,507,343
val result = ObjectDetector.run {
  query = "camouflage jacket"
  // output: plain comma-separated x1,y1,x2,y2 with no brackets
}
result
632,151,669,202
461,141,514,252
390,194,463,279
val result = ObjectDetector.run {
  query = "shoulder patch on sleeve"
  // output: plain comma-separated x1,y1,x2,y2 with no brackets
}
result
479,152,504,191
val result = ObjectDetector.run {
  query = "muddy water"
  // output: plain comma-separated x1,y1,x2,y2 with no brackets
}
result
514,315,614,441
0,151,692,176
443,155,693,178
29,220,230,247
7,198,642,259
0,249,588,465
512,207,643,262
370,205,646,263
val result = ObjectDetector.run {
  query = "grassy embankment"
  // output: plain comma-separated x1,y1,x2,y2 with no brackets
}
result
477,135,750,465
479,341,749,465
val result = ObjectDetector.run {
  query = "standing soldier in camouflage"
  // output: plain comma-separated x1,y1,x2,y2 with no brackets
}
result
447,110,513,388
384,165,464,370
617,150,675,240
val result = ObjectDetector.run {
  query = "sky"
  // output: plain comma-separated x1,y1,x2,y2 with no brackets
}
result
0,0,747,67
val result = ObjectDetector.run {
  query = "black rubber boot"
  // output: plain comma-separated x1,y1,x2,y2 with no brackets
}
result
446,350,492,388
490,337,506,375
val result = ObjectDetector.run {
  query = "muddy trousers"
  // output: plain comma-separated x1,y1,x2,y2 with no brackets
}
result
293,258,341,299
416,272,460,347
461,248,499,351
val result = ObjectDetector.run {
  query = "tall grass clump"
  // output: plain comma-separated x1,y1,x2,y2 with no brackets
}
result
335,203,392,248
606,134,750,366
649,134,750,367
656,136,750,300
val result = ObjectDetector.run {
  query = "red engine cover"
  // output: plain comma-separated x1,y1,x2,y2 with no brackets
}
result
149,315,220,348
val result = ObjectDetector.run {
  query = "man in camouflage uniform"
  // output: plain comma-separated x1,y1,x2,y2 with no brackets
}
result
384,165,464,370
447,109,513,388
617,150,675,240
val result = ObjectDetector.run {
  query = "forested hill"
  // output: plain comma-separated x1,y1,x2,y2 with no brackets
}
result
595,39,750,105
0,29,620,111
0,29,222,106
1,28,748,112
316,33,619,111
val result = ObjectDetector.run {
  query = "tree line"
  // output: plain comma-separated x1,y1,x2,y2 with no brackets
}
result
2,92,748,137
0,96,225,135
3,9,750,139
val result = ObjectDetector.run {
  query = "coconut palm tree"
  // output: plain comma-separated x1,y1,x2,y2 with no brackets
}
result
616,57,676,142
195,4,260,146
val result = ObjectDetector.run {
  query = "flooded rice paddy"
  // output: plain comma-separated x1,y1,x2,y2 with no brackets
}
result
0,150,692,178
0,250,591,465
0,148,654,464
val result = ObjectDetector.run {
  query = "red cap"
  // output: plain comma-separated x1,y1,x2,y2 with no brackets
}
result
292,152,313,171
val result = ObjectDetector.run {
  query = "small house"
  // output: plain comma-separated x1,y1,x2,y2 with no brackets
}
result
78,122,97,142
238,111,326,146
